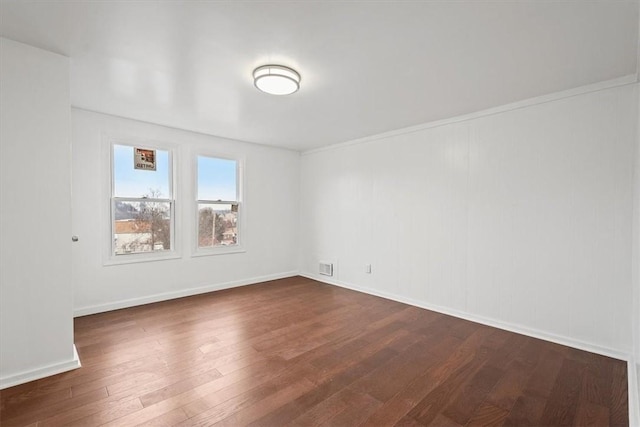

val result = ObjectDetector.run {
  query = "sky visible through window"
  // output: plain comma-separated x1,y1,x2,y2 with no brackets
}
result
113,145,237,200
198,156,237,201
113,145,170,198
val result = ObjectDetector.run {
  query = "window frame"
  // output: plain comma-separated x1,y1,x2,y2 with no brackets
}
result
192,151,245,257
104,135,181,265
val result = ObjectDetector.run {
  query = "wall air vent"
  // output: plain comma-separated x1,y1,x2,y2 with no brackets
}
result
319,261,333,277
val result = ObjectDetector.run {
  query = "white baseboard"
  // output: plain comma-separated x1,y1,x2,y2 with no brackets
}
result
630,359,640,427
74,271,299,317
0,345,81,390
300,272,629,361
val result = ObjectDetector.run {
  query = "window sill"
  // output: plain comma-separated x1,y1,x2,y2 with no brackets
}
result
103,252,182,266
191,246,246,258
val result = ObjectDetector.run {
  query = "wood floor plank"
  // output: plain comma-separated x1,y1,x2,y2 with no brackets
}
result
209,378,316,427
322,390,382,426
430,413,465,426
466,402,510,427
538,358,585,426
350,334,457,403
104,358,292,426
284,387,355,426
0,276,629,427
441,363,504,424
358,335,465,427
139,369,223,408
245,346,397,426
575,402,610,426
137,407,190,426
177,364,317,427
0,385,72,419
0,387,110,427
58,397,144,427
582,365,613,407
483,338,545,414
523,347,565,399
405,350,490,425
610,361,630,426
502,394,548,426
484,359,534,413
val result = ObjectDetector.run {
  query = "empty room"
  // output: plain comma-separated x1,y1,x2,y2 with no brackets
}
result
1,1,639,426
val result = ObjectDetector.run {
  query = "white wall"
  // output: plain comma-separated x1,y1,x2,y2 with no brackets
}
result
71,109,299,314
0,38,78,388
300,83,637,356
633,80,640,424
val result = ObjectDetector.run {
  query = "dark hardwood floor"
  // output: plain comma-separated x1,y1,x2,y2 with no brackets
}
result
0,276,629,426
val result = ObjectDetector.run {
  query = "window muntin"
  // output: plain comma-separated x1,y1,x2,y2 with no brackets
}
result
196,155,240,250
112,144,174,256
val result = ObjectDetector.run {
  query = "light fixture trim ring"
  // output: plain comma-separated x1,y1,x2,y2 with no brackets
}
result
253,64,301,95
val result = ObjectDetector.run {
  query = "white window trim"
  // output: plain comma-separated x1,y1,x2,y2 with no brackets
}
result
102,134,181,266
191,150,246,257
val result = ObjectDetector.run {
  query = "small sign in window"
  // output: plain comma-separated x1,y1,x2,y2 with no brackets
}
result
134,148,157,171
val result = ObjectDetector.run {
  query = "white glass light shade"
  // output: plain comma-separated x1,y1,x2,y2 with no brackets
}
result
253,65,300,95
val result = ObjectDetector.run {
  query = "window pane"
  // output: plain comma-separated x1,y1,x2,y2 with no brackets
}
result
114,145,170,198
197,156,237,201
114,200,171,255
198,203,238,248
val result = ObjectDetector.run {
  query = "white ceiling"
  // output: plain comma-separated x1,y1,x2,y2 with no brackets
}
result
1,1,638,151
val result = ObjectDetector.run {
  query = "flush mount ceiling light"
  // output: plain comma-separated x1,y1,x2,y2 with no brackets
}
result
253,65,300,95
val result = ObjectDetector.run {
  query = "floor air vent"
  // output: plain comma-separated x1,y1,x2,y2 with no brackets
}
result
319,261,333,276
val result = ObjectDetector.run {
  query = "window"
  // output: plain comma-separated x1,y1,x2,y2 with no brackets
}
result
111,143,174,257
196,155,241,252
